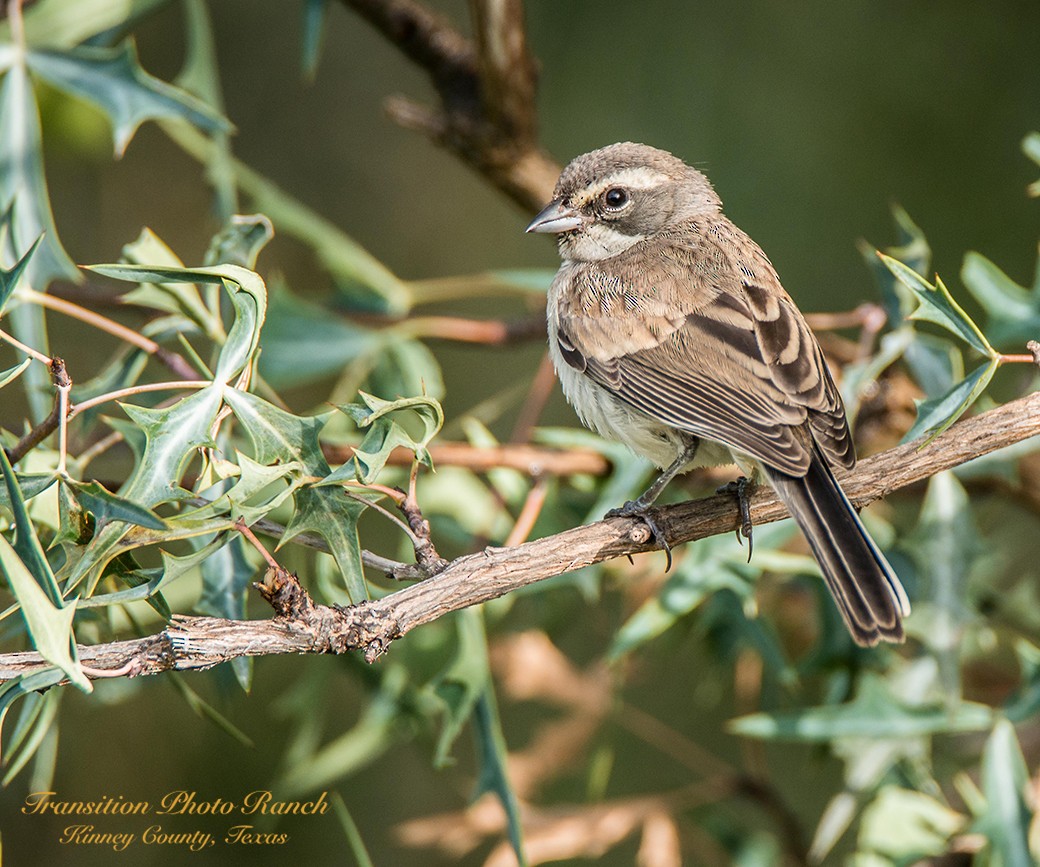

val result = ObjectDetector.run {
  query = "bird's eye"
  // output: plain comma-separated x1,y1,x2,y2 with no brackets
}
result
603,188,629,210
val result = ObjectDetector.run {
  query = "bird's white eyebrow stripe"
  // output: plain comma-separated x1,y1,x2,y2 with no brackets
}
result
576,167,671,203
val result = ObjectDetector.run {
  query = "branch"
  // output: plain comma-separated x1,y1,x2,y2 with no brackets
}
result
322,440,611,476
3,389,1039,684
340,0,560,211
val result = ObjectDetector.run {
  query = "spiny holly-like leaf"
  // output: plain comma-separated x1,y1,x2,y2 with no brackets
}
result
281,486,367,602
901,359,998,446
27,40,231,157
118,228,220,336
879,254,994,356
65,385,223,594
204,214,273,270
971,719,1033,866
331,392,444,485
86,262,267,383
0,452,89,691
730,674,993,741
961,249,1040,349
223,388,330,475
64,479,167,532
859,205,931,322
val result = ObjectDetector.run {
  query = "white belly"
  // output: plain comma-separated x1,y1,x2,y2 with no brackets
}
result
548,321,735,472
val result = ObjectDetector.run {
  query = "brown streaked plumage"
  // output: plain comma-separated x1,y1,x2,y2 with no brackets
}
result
527,142,910,646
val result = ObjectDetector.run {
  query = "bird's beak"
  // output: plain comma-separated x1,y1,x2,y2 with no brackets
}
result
525,200,587,234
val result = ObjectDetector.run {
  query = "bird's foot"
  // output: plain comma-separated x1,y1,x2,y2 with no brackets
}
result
606,500,673,571
717,477,755,562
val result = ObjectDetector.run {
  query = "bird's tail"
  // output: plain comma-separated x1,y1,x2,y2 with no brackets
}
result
763,451,910,646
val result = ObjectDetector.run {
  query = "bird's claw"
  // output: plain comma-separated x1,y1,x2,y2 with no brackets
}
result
606,500,673,571
717,477,755,562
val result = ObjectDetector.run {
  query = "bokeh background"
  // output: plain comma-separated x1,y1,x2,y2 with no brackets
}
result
2,1,1040,864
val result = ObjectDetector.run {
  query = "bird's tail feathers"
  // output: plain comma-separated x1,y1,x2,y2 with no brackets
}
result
764,453,910,646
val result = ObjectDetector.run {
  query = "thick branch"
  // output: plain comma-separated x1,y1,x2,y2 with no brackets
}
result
2,389,1038,683
340,0,559,210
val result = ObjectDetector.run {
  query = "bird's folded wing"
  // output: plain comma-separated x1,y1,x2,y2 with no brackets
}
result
555,241,853,474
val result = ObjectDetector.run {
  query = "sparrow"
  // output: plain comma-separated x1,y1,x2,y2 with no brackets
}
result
526,142,910,646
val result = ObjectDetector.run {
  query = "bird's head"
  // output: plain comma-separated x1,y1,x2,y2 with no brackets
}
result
526,142,721,262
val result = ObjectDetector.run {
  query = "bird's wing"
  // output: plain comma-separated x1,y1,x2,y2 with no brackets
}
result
554,223,853,475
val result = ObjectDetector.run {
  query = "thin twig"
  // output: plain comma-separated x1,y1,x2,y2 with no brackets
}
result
69,380,210,417
503,478,548,547
322,441,611,476
23,289,201,381
0,327,51,364
3,357,70,466
510,351,557,443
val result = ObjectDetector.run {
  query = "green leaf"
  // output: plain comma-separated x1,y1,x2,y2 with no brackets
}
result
0,454,89,691
0,356,32,389
0,0,171,51
282,486,367,602
879,254,994,356
329,794,375,867
118,228,220,336
27,40,231,157
857,787,964,862
860,205,931,322
961,250,1040,348
87,262,267,382
430,609,490,767
0,60,78,288
0,233,41,316
277,665,407,797
901,359,998,445
167,675,255,747
204,214,273,270
903,473,980,705
730,674,993,741
64,479,167,531
473,684,527,867
609,524,796,660
331,392,444,485
1024,132,1040,198
223,387,330,475
972,719,1033,866
196,535,255,691
65,385,222,593
301,0,329,80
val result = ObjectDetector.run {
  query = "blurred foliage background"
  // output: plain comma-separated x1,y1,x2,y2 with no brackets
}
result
1,1,1040,865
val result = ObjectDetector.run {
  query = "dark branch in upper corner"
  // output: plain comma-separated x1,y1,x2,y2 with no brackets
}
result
339,0,560,211
3,388,1040,686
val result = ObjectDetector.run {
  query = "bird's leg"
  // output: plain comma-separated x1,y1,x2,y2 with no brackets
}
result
717,476,756,561
606,438,699,570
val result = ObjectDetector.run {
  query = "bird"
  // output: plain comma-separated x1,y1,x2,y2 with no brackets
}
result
526,142,910,646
